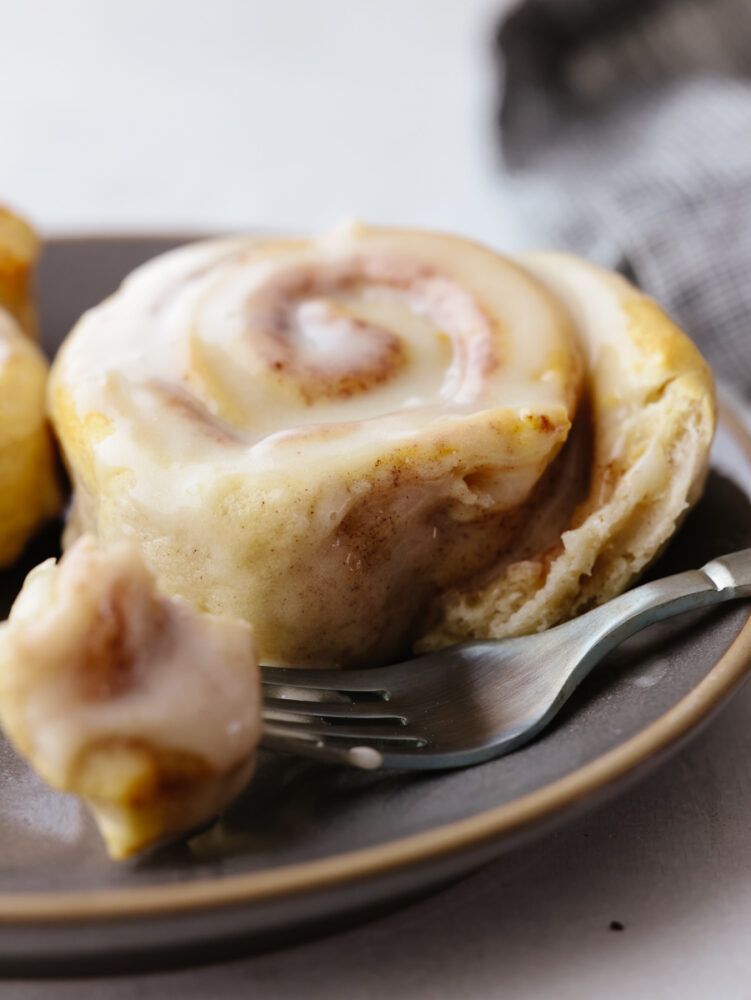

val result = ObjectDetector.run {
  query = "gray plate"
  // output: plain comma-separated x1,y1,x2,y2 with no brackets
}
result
0,237,750,975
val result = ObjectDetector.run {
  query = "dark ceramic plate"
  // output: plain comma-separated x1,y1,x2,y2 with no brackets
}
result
0,238,750,975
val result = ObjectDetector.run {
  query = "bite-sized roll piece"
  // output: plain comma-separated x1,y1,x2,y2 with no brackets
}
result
0,308,62,566
0,206,39,338
50,223,715,668
0,536,261,858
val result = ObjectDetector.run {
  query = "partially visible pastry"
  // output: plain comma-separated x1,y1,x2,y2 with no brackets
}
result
0,536,261,859
0,206,38,338
0,308,62,566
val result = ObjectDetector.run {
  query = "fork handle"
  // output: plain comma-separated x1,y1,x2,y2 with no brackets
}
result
564,547,751,682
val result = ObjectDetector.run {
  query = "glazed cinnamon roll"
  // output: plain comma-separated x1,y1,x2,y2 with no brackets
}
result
50,223,715,667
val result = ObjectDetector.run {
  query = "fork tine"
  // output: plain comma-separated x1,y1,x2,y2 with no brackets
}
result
263,696,405,722
261,716,423,744
261,665,390,697
261,725,385,770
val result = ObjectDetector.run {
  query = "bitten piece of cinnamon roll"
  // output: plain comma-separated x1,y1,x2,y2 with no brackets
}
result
50,223,715,667
0,536,260,858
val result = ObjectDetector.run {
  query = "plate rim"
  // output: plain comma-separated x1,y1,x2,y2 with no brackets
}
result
4,242,751,924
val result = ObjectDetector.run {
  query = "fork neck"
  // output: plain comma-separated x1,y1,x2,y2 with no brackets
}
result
561,548,751,665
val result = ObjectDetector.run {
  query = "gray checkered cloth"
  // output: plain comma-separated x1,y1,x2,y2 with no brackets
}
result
496,0,751,395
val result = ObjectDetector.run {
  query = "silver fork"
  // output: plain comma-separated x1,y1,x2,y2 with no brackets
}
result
261,549,751,771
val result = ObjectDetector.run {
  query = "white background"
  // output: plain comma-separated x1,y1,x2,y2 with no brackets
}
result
2,0,523,247
4,1,751,997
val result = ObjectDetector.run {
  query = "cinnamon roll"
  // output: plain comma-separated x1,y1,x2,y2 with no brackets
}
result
0,205,39,338
50,223,715,667
0,535,260,858
0,209,61,567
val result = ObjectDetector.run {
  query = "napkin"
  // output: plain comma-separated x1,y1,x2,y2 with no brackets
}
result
496,0,751,396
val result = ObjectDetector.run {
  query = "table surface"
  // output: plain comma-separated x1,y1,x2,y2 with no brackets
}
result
4,1,751,996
